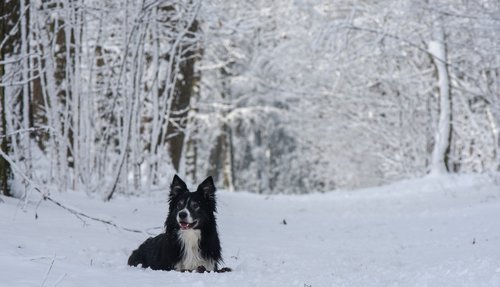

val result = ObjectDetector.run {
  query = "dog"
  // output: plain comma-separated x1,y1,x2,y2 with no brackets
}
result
128,175,229,272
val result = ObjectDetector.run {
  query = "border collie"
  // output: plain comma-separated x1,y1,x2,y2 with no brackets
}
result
128,175,229,272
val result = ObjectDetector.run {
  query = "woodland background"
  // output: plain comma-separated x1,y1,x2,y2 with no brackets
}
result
1,0,500,198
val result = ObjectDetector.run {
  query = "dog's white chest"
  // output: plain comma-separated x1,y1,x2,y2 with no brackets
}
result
175,229,215,271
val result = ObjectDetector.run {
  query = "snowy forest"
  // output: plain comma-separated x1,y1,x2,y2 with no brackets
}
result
1,0,500,197
2,1,500,286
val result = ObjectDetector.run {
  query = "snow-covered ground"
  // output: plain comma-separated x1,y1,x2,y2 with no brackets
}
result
1,174,500,287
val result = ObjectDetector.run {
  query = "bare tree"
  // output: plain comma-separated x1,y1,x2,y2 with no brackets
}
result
0,0,23,196
428,19,451,175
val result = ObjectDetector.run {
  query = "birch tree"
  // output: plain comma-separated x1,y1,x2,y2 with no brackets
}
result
428,9,451,175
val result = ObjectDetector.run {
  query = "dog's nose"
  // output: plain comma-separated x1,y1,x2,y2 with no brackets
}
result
178,211,188,219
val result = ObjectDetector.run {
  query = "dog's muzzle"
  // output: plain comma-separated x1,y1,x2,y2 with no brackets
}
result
177,210,197,230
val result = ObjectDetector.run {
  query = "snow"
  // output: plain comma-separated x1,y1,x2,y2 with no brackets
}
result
1,174,500,287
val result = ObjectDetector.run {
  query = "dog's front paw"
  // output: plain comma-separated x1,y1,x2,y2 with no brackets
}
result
217,267,232,273
196,266,207,273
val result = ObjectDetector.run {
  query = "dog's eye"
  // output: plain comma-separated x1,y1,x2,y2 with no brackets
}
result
176,201,184,209
191,201,200,209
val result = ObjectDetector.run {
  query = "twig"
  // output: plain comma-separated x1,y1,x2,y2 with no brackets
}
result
53,273,67,287
340,24,482,84
40,253,56,287
0,126,54,138
0,148,143,233
43,194,142,233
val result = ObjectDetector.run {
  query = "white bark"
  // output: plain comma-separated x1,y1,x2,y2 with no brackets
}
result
20,0,31,178
428,24,451,175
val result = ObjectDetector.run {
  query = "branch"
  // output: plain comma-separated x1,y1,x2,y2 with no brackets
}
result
341,25,443,63
40,253,56,287
423,6,500,22
0,148,143,233
340,24,483,84
0,126,53,138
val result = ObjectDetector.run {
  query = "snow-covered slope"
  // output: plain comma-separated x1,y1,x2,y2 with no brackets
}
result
1,174,499,286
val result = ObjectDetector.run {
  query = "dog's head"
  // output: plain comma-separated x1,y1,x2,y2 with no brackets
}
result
167,175,217,231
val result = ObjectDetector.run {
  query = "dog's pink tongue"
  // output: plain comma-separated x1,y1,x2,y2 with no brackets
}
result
180,222,189,230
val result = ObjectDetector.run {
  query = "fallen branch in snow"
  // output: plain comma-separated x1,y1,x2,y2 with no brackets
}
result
40,253,56,287
0,148,143,233
41,192,143,233
53,273,67,287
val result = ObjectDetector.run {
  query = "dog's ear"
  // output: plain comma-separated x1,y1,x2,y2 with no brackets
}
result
197,176,216,200
170,175,188,198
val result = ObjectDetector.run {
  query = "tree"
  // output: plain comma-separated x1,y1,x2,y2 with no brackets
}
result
166,18,200,172
428,20,451,175
0,0,22,196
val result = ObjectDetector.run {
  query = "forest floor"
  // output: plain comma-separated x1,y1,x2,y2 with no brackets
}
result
1,174,500,287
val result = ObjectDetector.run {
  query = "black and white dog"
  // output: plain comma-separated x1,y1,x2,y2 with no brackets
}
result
128,175,229,272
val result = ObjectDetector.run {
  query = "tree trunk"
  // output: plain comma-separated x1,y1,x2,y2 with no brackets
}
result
428,23,452,175
0,0,21,197
166,20,199,171
206,66,234,190
0,64,12,197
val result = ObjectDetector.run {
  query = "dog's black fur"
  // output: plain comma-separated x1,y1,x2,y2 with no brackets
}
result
128,175,224,272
